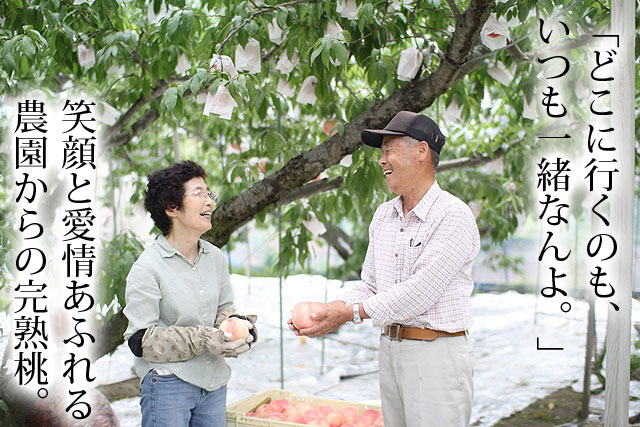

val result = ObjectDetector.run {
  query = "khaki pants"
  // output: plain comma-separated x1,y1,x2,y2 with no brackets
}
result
379,333,473,427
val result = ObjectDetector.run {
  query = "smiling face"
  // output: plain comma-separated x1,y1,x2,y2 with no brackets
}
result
379,135,426,196
165,177,214,238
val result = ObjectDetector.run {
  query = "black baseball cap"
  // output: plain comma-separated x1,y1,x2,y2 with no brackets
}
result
361,111,446,154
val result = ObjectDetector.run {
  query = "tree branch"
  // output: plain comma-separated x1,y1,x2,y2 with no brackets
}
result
438,148,510,172
276,177,343,207
446,0,462,22
103,76,188,146
106,107,160,149
320,223,351,261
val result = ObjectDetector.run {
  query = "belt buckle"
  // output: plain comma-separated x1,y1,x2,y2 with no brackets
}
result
392,323,403,342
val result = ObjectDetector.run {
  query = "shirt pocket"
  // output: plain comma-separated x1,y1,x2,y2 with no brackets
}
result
404,245,424,277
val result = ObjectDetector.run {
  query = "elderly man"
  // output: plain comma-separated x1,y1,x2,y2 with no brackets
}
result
289,111,480,426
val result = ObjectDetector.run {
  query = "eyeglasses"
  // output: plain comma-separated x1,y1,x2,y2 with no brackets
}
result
186,189,217,201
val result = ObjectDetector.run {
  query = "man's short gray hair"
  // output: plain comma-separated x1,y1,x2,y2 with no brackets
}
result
400,135,439,171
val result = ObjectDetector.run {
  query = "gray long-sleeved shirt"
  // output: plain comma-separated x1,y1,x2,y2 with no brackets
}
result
123,234,233,391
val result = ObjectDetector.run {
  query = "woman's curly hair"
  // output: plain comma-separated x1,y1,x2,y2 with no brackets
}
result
144,160,207,235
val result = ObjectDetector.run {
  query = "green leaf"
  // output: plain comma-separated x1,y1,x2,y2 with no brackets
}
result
168,16,180,37
359,3,374,21
321,48,330,68
20,55,30,74
337,122,345,136
310,41,323,65
341,29,352,43
177,81,189,97
190,74,201,96
4,52,17,71
245,22,257,34
27,29,48,46
22,37,36,58
161,87,178,111
332,41,348,65
277,10,287,28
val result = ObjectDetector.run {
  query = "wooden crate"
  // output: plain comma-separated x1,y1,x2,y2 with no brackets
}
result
226,389,381,427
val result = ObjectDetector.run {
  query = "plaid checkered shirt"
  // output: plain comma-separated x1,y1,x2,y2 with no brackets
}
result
340,181,480,332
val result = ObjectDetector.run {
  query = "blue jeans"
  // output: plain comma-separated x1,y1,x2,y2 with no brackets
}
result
140,370,227,427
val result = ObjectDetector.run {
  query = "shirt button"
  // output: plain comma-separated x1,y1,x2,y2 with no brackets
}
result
395,253,398,257
400,228,404,232
192,266,196,271
200,289,204,294
207,360,211,365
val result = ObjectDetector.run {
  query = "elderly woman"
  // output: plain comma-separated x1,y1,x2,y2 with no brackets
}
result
123,160,257,427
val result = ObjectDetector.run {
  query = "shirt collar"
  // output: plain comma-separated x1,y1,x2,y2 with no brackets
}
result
392,181,442,221
155,234,209,258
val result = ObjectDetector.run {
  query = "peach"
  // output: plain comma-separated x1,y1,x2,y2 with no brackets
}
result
291,301,323,329
282,405,300,420
326,411,344,427
296,401,314,414
270,398,290,412
303,408,325,423
219,317,250,341
318,404,336,415
339,407,359,423
310,418,330,427
362,409,382,423
372,415,384,426
245,411,257,417
266,412,286,420
352,416,371,427
255,403,272,417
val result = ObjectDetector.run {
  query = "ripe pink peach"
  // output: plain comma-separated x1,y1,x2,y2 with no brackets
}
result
339,407,359,423
326,411,344,427
270,398,290,412
219,317,250,341
255,403,272,417
291,301,323,329
303,408,325,423
318,404,336,415
296,401,313,413
266,412,286,420
352,415,370,427
362,409,382,423
282,405,300,420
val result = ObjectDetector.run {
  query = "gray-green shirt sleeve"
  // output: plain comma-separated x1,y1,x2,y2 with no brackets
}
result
123,262,162,340
216,253,234,316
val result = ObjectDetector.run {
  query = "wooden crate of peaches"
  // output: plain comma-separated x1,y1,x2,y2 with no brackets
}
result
226,389,384,427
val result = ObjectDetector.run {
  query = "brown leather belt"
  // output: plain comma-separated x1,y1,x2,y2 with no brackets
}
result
382,324,466,341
